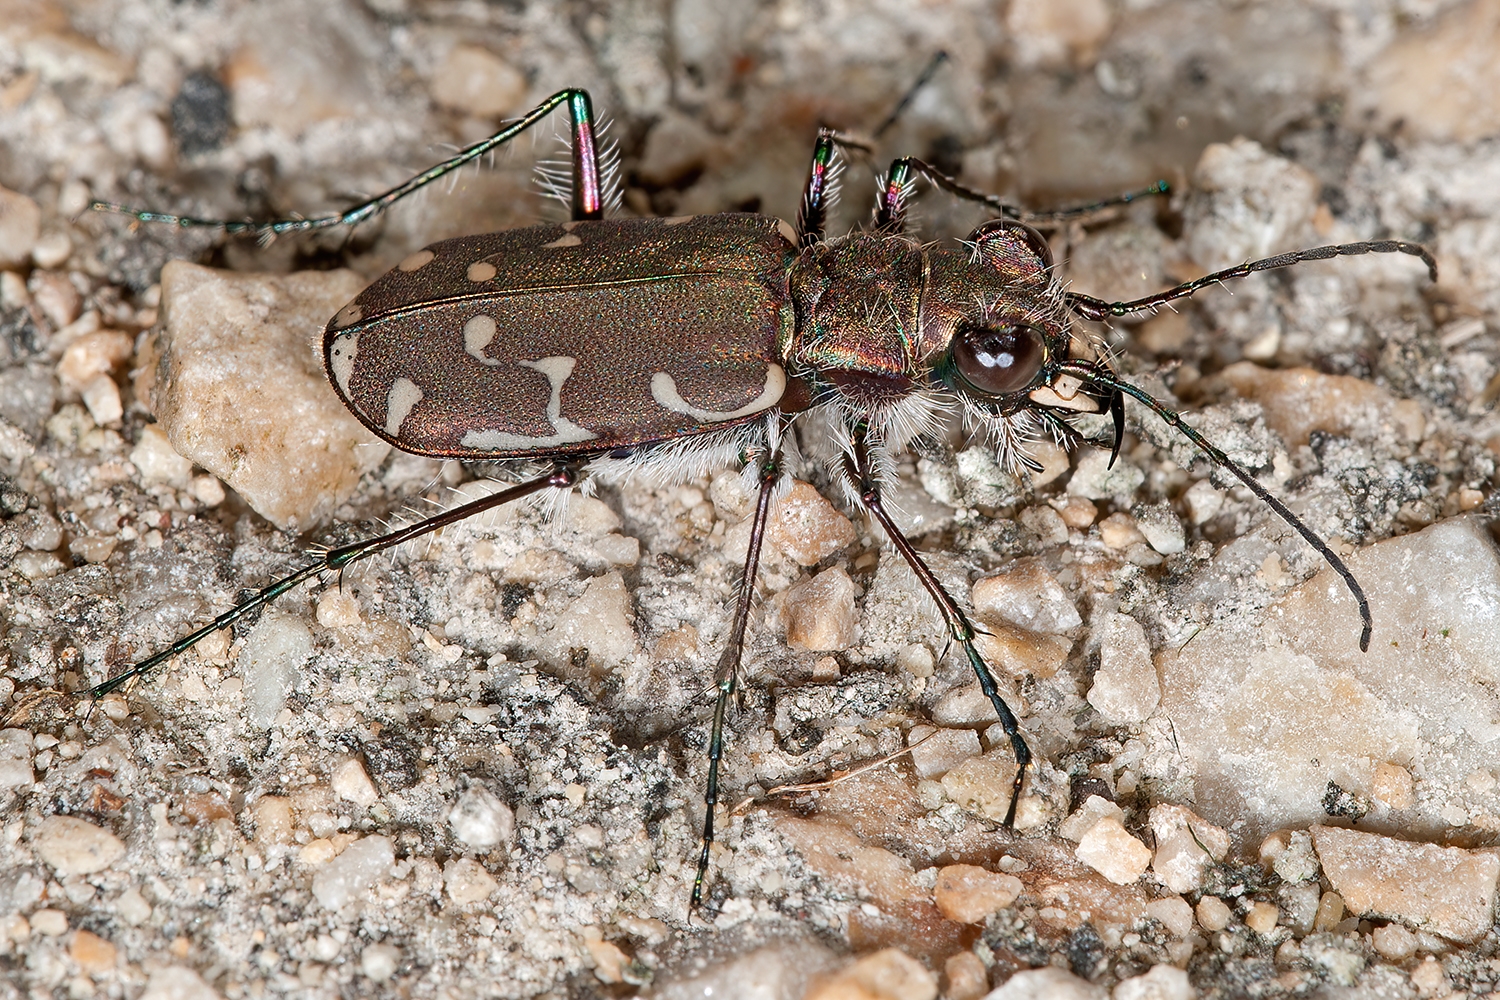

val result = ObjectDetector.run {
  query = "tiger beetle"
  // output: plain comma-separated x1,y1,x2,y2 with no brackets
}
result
89,85,1437,912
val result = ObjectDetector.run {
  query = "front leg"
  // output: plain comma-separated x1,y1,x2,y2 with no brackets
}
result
844,423,1029,826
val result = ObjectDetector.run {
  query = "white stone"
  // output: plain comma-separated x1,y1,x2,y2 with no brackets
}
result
448,786,514,851
1058,794,1125,843
240,611,314,729
535,572,640,670
1185,138,1319,273
130,423,194,487
1145,897,1195,938
444,858,499,904
140,966,221,1000
1156,517,1500,839
148,262,390,529
907,726,981,780
1134,503,1185,555
973,559,1082,634
1066,448,1144,503
1075,817,1152,885
1312,824,1499,942
1113,965,1193,1000
331,758,379,808
361,943,401,983
987,966,1107,1000
0,186,40,270
33,815,126,876
311,835,393,910
1150,804,1229,894
1087,613,1159,723
429,45,527,118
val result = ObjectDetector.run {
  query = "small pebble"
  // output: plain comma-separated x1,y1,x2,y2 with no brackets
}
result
81,375,122,426
1149,803,1229,894
429,44,527,118
1058,794,1125,843
1114,965,1191,1000
803,948,936,1000
944,951,988,1000
941,754,1021,823
240,611,314,729
933,864,1022,923
0,186,40,269
782,566,858,651
448,786,514,851
1183,480,1224,525
1133,502,1185,555
972,559,1081,633
1245,901,1279,935
69,928,117,971
1371,922,1418,960
443,858,499,904
115,887,152,926
1313,824,1499,941
252,796,293,844
29,271,82,328
331,758,379,808
33,815,126,876
1086,612,1159,724
1098,512,1146,550
58,329,134,392
1075,817,1152,885
190,475,225,507
986,967,1101,1000
907,726,980,780
1409,956,1449,997
1066,448,1144,502
1195,895,1232,932
361,943,401,983
32,230,72,269
30,908,68,936
535,572,640,670
1372,761,1415,810
585,933,630,983
310,835,393,909
769,480,857,566
1145,897,1194,938
130,424,194,487
1052,495,1097,528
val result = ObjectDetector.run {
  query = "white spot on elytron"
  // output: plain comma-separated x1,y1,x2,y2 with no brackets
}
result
542,233,582,249
328,333,359,397
384,377,423,436
398,249,435,272
467,261,497,282
464,314,499,363
775,218,797,245
650,363,786,422
460,357,597,450
332,302,362,329
664,216,695,225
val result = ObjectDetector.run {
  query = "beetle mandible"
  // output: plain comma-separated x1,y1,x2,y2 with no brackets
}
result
91,86,1437,909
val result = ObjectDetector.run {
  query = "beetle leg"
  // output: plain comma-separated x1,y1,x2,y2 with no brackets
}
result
88,464,581,703
796,129,842,248
691,436,783,912
845,424,1029,826
90,89,605,236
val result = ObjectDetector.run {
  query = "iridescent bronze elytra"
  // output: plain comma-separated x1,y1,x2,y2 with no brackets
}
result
91,86,1436,911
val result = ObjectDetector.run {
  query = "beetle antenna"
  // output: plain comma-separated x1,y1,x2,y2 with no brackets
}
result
1063,363,1372,651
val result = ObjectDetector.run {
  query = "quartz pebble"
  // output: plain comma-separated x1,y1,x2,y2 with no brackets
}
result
987,966,1105,1000
1058,794,1124,843
1311,824,1500,942
804,948,936,1000
429,45,527,118
140,966,219,1000
934,864,1022,923
782,566,858,651
448,786,514,851
331,758,379,808
147,262,390,529
1196,895,1232,932
361,944,401,983
1360,0,1500,143
943,951,988,1000
972,559,1082,634
907,726,980,780
536,571,640,670
1186,139,1318,272
1075,817,1152,885
30,909,67,936
33,816,126,876
1066,448,1144,503
1149,804,1229,894
70,929,117,971
1087,612,1159,724
130,424,194,487
1371,922,1418,960
1145,897,1194,938
941,754,1022,823
1113,965,1192,1000
240,611,314,729
444,858,499,904
311,835,393,910
1220,363,1418,448
0,186,40,269
769,480,856,566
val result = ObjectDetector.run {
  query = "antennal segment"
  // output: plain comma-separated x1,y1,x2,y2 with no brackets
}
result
1064,362,1373,652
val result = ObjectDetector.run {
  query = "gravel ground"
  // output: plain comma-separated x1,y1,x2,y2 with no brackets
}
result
4,2,1500,999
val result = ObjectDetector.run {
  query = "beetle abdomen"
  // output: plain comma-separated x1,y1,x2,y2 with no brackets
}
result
325,215,798,458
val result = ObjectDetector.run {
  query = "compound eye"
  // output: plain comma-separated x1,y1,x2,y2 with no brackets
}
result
951,323,1046,396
